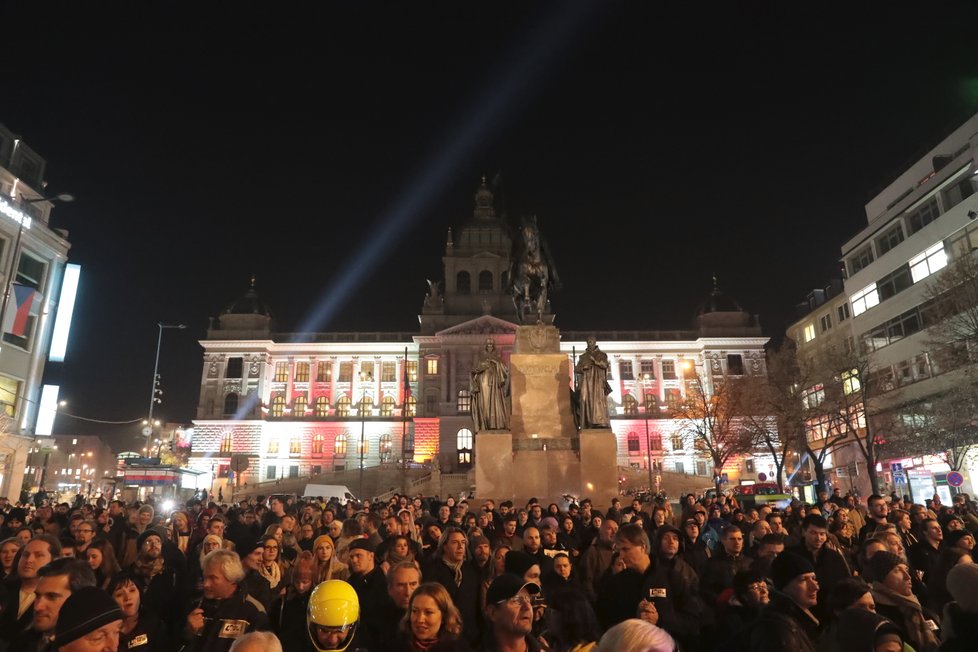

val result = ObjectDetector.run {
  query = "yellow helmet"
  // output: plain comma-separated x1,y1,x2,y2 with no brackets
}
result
307,579,360,652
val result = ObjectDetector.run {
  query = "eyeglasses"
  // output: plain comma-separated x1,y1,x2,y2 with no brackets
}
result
747,583,769,593
497,595,532,607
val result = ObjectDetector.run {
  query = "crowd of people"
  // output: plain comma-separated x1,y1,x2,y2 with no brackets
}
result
0,486,976,651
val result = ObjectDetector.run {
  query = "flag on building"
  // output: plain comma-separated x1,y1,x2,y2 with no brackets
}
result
3,284,41,337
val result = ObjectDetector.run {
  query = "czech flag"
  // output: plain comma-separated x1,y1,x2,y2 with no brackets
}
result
3,283,41,337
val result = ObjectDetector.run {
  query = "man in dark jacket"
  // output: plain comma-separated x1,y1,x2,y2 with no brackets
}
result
421,526,482,645
641,525,706,651
787,514,850,622
746,551,820,652
701,523,751,610
941,562,978,652
345,539,387,650
185,549,269,652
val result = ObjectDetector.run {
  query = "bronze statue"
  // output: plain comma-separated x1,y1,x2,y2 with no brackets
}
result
575,336,612,428
507,215,560,323
470,338,510,432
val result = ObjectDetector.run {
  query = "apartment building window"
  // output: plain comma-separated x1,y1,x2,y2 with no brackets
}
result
456,390,471,413
877,265,913,301
274,362,289,382
381,361,396,382
226,357,243,378
819,314,832,333
661,360,677,379
849,246,875,275
875,224,905,256
942,174,976,209
270,396,286,417
909,242,948,283
837,303,850,322
842,369,861,395
381,396,396,417
293,395,307,417
802,384,825,409
861,308,923,353
407,361,418,382
426,358,439,375
314,396,329,417
640,360,655,379
295,362,310,382
727,354,744,375
906,197,940,235
619,360,634,380
336,396,351,417
803,323,816,343
316,362,331,382
851,284,880,316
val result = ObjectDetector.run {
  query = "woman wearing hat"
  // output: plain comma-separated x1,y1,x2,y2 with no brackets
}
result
866,551,940,652
314,533,349,583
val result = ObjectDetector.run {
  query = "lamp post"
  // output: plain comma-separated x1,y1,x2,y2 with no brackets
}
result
145,322,187,438
358,371,371,500
642,373,655,495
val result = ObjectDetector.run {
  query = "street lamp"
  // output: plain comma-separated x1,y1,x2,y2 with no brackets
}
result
358,371,372,500
145,322,187,437
641,373,656,495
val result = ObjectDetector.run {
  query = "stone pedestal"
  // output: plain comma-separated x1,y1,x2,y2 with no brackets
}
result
474,324,619,510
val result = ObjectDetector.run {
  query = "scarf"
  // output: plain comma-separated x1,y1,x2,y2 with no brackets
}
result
445,559,463,587
133,554,164,581
411,636,441,651
259,560,281,588
871,581,939,651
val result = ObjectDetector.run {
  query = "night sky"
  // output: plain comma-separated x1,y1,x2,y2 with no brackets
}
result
4,3,978,451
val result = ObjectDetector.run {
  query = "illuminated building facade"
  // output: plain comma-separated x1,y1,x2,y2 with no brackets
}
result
0,123,77,499
190,180,769,493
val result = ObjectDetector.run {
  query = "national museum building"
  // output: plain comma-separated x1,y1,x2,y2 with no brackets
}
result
189,181,770,492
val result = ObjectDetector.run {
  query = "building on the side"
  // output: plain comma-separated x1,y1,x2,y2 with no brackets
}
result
790,112,978,502
0,122,77,499
190,180,770,497
23,434,116,503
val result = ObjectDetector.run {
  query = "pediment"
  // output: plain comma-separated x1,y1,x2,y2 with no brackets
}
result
436,315,519,337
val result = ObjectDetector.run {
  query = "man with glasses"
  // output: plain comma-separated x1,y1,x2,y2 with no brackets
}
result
73,520,97,556
130,527,182,634
859,495,891,543
478,573,541,652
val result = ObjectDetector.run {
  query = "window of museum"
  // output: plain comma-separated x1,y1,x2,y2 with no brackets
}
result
696,460,708,476
457,428,473,467
312,434,324,457
336,396,351,417
382,361,396,382
426,358,439,375
627,432,640,454
406,396,417,417
619,360,634,380
664,388,682,412
274,362,289,382
220,431,233,453
407,361,418,382
357,437,369,456
268,438,279,455
291,395,306,417
226,357,243,378
311,465,322,476
622,394,638,415
270,396,286,418
223,393,239,416
675,461,685,474
661,360,677,379
726,354,744,376
289,465,299,478
381,396,396,417
478,270,493,291
289,436,301,455
457,390,471,414
334,434,348,457
295,362,310,382
457,271,471,293
338,362,353,382
266,465,276,480
425,395,437,415
359,395,372,417
643,392,657,414
640,360,655,380
317,362,331,382
359,362,374,382
314,396,329,417
671,434,683,451
379,434,393,462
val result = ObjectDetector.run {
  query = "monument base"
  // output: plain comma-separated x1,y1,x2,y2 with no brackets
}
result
474,431,514,501
579,429,619,512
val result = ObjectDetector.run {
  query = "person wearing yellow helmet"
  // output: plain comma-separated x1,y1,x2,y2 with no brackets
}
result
307,579,359,652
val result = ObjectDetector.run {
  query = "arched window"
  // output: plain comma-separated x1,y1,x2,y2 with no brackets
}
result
456,271,471,294
627,431,641,455
478,270,493,291
405,396,417,417
293,395,307,417
456,389,471,413
643,392,657,414
379,434,393,462
336,395,351,417
381,396,396,417
270,395,286,418
357,436,369,456
223,393,239,416
220,431,233,453
314,396,329,418
312,434,324,456
622,394,638,416
457,428,473,467
334,433,347,457
359,395,373,417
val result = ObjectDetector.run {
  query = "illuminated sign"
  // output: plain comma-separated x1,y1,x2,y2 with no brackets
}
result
0,196,31,230
35,385,60,436
49,264,80,362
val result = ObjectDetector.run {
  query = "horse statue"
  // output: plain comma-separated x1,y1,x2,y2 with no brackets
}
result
507,215,561,323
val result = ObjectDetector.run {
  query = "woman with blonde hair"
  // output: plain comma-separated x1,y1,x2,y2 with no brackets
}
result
313,533,349,583
169,511,192,555
393,581,469,652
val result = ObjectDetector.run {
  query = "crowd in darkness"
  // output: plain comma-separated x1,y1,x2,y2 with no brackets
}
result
0,486,977,651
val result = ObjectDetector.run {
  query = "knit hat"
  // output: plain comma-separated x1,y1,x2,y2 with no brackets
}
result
770,551,816,590
538,516,559,532
348,538,375,554
470,534,491,549
52,586,123,648
944,529,974,551
136,527,164,550
485,573,541,605
864,551,904,583
946,562,978,609
237,538,263,558
504,550,538,578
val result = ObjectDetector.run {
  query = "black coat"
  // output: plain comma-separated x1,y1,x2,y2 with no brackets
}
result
940,602,978,652
270,590,314,652
183,587,270,652
746,594,818,652
422,557,484,645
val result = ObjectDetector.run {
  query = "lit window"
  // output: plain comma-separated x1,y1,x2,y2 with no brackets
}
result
426,358,439,375
639,360,655,379
274,363,289,382
290,436,301,454
619,361,634,380
267,438,279,455
671,434,683,450
851,284,880,316
457,428,473,450
843,369,861,395
406,396,417,417
909,242,948,283
382,362,396,382
336,396,351,417
622,394,638,415
338,362,353,382
359,395,372,416
802,384,825,409
457,390,471,413
312,434,324,456
295,362,310,382
220,431,232,453
334,434,347,457
270,395,286,418
293,395,307,417
316,362,331,382
803,323,816,343
314,396,329,417
407,361,418,382
360,362,374,381
358,437,369,455
379,433,393,456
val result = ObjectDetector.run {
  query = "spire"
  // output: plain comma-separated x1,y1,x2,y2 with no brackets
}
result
446,226,454,254
473,176,495,220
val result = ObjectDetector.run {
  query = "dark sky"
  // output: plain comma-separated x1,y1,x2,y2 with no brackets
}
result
4,2,978,451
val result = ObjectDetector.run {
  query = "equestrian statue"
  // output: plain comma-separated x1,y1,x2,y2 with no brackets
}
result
506,215,561,323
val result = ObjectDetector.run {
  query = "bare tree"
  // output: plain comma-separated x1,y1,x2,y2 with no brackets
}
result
674,367,757,496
